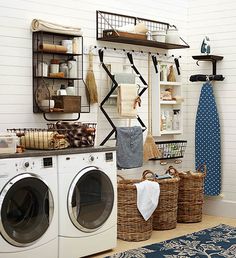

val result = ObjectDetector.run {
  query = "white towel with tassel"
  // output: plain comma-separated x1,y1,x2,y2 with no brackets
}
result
135,180,160,221
117,83,138,117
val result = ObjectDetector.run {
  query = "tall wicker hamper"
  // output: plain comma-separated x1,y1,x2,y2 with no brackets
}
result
142,169,180,230
117,175,153,241
177,164,206,223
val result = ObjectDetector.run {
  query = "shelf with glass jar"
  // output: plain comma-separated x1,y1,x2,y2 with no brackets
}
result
151,61,183,136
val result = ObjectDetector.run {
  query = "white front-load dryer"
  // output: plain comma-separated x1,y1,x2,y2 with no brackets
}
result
58,150,117,258
0,156,58,258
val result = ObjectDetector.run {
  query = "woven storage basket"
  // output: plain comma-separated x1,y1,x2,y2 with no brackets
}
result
142,169,179,230
177,164,206,223
117,175,153,241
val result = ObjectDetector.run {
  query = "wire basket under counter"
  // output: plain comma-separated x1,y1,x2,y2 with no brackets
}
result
151,140,187,160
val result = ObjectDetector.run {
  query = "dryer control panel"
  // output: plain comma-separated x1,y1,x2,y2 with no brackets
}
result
43,157,53,168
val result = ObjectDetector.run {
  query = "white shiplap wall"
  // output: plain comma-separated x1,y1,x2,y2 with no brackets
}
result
0,0,188,153
185,0,236,217
0,0,188,130
3,0,236,217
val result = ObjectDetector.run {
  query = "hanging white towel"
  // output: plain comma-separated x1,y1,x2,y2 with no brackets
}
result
117,83,138,117
135,180,160,221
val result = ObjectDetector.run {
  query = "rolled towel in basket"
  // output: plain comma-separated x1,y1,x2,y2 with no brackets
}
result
31,19,83,36
135,180,160,221
21,131,69,150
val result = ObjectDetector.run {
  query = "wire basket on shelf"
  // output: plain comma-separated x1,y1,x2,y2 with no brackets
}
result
7,128,70,150
97,10,168,41
48,121,96,148
152,140,187,160
7,122,96,150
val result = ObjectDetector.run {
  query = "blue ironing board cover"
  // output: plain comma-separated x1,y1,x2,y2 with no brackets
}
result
195,82,221,196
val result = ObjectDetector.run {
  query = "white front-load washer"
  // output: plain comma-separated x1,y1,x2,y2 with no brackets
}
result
0,156,58,258
58,150,117,258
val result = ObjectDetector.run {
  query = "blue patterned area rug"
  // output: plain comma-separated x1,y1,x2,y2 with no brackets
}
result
106,224,236,257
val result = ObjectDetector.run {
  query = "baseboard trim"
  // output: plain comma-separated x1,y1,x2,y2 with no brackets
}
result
203,199,236,218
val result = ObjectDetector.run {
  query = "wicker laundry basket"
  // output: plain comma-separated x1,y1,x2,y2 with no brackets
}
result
117,175,153,241
142,169,180,230
176,164,206,223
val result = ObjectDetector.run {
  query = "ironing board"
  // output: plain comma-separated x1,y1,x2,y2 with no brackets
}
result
195,81,221,196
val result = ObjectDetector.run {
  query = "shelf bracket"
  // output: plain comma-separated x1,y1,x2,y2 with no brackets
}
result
192,55,224,76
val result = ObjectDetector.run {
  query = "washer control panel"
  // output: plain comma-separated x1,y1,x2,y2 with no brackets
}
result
14,159,35,172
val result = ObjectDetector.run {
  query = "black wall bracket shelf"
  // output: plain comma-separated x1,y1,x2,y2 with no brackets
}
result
192,55,223,75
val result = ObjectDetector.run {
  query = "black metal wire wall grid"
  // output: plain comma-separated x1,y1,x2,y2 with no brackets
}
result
96,10,169,39
96,10,189,49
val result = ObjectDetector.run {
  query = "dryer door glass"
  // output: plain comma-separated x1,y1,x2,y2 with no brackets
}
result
68,168,114,232
0,173,53,247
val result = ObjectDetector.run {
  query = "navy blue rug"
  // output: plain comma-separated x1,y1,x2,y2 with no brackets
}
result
106,224,236,257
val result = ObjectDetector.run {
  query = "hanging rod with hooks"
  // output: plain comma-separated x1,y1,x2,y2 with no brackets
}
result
86,45,182,60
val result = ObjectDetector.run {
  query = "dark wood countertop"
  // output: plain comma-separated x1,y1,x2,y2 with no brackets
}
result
0,146,116,159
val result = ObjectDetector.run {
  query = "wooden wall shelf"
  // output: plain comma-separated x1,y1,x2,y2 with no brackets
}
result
98,37,189,49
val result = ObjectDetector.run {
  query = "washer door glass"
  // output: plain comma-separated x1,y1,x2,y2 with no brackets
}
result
68,167,114,232
0,173,53,247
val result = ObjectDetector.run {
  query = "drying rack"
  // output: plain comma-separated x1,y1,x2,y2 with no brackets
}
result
98,49,147,146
